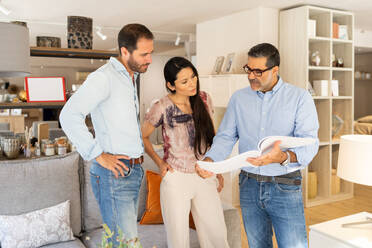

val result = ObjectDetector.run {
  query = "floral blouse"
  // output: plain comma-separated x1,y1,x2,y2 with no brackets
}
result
144,91,214,173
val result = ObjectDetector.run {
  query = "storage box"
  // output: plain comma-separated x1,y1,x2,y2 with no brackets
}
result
331,80,339,96
308,19,317,37
313,80,328,96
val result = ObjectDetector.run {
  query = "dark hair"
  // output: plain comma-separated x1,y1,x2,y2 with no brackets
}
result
118,24,154,54
248,43,280,67
164,57,215,158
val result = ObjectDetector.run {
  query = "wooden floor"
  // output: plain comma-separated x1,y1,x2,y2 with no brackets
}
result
239,184,372,248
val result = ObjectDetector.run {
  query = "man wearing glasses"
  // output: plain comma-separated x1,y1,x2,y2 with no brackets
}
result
196,43,319,247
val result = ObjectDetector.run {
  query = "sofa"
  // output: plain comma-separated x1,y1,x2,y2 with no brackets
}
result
0,152,241,248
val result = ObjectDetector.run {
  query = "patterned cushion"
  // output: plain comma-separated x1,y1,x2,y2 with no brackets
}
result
0,201,74,248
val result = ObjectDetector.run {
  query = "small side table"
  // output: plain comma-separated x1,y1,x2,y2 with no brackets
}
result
309,212,372,248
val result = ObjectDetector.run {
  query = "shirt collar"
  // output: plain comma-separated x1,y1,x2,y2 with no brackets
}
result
256,76,284,97
109,57,139,79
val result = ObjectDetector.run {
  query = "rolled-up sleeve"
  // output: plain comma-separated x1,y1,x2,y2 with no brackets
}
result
288,91,319,169
204,95,239,162
59,72,109,161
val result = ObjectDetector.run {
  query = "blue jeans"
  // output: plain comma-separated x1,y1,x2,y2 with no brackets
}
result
90,159,144,246
239,172,307,248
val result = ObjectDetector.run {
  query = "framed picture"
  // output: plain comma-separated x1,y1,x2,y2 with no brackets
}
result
212,56,225,74
0,109,9,116
25,77,66,102
222,53,235,74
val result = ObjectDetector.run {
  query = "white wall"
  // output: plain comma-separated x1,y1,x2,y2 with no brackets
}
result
355,28,372,48
140,55,172,122
196,7,279,75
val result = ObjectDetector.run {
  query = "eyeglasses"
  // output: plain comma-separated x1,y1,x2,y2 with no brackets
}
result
243,64,275,77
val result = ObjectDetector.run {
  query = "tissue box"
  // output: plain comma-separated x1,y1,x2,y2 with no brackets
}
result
308,19,316,37
313,80,328,96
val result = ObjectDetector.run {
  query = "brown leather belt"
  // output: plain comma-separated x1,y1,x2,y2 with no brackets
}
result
122,156,144,165
241,170,302,185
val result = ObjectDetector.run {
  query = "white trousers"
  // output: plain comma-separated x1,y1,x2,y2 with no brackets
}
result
160,170,230,248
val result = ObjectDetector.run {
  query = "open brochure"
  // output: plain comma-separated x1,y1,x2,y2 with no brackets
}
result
197,136,316,174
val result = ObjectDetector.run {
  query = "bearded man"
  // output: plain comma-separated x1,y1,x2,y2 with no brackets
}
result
60,23,154,246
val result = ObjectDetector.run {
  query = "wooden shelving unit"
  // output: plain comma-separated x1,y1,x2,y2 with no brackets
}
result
280,6,354,207
0,102,65,109
30,47,118,59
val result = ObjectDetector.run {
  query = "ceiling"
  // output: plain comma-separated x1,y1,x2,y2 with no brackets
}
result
1,0,372,51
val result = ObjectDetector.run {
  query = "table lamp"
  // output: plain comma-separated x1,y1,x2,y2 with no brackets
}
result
337,134,372,227
0,22,30,77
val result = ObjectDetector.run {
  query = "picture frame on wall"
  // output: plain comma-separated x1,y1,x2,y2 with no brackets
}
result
212,56,225,74
222,53,235,74
25,77,66,102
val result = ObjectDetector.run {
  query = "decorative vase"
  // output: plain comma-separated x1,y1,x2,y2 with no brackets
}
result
67,16,93,49
308,171,317,199
3,137,20,159
310,51,321,66
37,36,61,48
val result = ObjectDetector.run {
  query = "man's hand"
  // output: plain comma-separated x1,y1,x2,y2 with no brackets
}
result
195,157,215,178
246,141,287,166
216,174,224,192
96,153,130,178
159,161,174,178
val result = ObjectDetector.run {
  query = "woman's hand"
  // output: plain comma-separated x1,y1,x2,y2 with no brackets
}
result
159,161,174,178
216,174,224,192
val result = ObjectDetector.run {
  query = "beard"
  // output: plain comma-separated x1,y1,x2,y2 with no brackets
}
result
127,55,150,73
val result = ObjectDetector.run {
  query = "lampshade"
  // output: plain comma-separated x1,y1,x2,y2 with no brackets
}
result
0,22,30,77
337,135,372,186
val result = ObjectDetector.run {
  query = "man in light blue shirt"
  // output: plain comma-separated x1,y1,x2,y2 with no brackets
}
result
60,24,154,246
197,43,319,248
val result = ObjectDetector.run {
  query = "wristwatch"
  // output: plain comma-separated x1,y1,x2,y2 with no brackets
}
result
280,151,291,167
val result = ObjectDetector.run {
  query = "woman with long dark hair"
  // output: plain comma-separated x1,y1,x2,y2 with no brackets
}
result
141,57,229,248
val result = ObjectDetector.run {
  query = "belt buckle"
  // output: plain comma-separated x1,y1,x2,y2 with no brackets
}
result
294,179,301,185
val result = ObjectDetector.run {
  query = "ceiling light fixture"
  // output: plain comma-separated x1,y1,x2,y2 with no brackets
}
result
96,27,107,40
0,1,11,15
175,33,181,46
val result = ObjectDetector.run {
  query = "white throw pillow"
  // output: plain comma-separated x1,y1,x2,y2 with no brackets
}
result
0,200,74,248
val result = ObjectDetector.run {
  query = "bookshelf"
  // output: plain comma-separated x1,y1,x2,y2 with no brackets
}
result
280,6,354,207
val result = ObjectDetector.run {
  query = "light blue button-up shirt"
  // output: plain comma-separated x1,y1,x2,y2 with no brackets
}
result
205,77,319,176
60,57,143,161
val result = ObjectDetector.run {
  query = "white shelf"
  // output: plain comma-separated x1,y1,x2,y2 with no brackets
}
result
313,96,331,99
332,67,353,71
309,66,331,70
309,37,331,42
280,5,354,207
332,96,353,99
332,38,353,44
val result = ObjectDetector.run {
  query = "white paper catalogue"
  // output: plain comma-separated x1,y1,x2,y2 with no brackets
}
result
197,136,316,174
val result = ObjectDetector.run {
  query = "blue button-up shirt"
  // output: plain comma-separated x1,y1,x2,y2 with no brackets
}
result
205,77,319,176
60,57,143,161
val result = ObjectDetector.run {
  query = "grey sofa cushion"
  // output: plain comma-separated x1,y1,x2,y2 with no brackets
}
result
41,239,86,248
81,160,102,231
82,225,199,248
0,152,82,236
